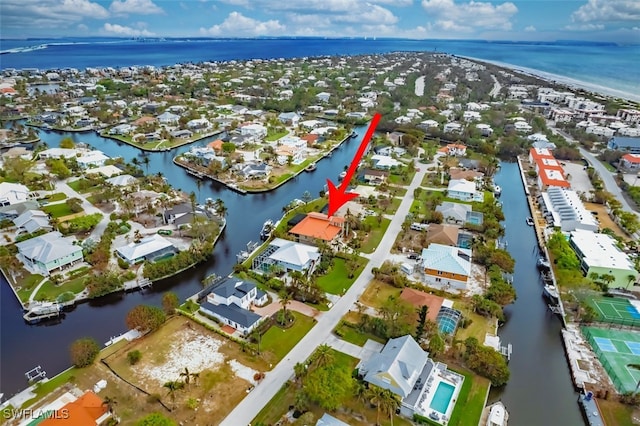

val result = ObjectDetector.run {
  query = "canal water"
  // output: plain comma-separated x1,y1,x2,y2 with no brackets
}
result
0,125,364,398
493,162,583,425
1,131,584,425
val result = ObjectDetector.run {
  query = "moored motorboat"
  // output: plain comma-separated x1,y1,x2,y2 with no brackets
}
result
260,219,274,241
305,163,317,172
493,185,502,196
486,401,509,426
526,217,534,226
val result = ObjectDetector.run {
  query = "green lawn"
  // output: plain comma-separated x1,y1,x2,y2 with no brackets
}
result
265,130,288,142
447,367,491,426
34,276,87,302
45,192,67,202
316,257,367,295
260,311,316,362
16,274,44,303
359,217,391,253
359,280,402,309
42,203,76,218
334,321,386,346
20,368,79,409
597,398,636,426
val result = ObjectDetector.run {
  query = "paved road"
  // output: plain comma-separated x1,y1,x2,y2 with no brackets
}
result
52,180,112,241
220,164,428,426
489,74,501,98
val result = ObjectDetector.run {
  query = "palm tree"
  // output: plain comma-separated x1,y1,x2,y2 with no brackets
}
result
293,362,306,387
278,289,292,326
163,380,184,409
142,156,150,173
311,344,334,370
367,385,386,425
101,396,117,414
214,198,227,218
379,389,400,426
180,367,191,387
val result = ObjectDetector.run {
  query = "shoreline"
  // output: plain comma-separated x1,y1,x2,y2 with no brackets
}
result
462,55,640,103
173,130,356,194
100,129,225,152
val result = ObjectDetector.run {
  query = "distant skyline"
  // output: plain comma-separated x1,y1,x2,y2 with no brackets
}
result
1,0,639,43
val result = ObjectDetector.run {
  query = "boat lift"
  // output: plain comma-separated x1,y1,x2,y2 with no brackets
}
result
25,366,46,383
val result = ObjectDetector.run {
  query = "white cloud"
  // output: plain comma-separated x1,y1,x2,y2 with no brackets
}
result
565,23,606,31
219,0,252,6
0,0,109,29
524,25,536,32
103,22,156,36
421,0,517,32
200,12,285,36
77,23,89,31
109,0,164,15
571,0,640,23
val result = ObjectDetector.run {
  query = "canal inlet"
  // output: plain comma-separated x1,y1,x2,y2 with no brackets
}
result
1,129,584,424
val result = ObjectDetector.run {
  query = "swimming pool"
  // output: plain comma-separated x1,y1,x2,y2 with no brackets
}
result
429,381,455,414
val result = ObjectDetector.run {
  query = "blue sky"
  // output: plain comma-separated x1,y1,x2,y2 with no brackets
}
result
1,0,639,42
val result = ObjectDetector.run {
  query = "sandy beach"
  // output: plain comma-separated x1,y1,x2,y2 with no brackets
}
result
463,56,640,103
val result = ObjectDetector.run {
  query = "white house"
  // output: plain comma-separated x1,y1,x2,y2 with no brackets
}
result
13,210,52,234
447,179,483,202
0,182,30,206
240,123,267,139
443,122,462,133
38,148,80,160
253,238,320,275
157,111,180,125
463,111,481,122
187,118,212,130
77,150,109,168
15,231,83,275
371,154,403,170
199,278,267,335
115,234,177,264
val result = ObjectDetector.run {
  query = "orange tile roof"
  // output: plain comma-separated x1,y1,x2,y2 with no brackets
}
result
538,167,570,188
132,116,157,126
529,147,555,161
289,212,343,241
40,391,108,426
208,139,224,150
399,288,442,322
622,153,640,164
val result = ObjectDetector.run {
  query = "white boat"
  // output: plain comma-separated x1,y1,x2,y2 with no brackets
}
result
543,284,560,300
493,185,502,196
260,219,274,241
486,401,508,426
526,217,534,226
339,171,347,180
305,163,317,172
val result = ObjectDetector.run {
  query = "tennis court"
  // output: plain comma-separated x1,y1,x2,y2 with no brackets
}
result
582,327,640,393
586,296,640,326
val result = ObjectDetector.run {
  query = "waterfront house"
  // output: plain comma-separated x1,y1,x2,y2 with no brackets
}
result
170,129,193,139
16,231,83,275
76,150,109,169
199,278,266,335
0,182,30,206
529,148,570,190
13,209,52,235
38,148,80,160
235,162,271,179
569,229,638,289
108,123,136,135
539,187,598,232
436,202,484,226
39,390,111,426
446,179,483,202
105,174,138,187
289,212,344,246
163,202,211,226
421,244,472,290
115,234,177,265
252,238,320,276
358,335,464,420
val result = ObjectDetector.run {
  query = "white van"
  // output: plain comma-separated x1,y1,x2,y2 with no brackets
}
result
410,222,429,231
400,263,415,275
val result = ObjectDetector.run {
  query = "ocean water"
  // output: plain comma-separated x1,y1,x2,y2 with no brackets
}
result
1,37,638,100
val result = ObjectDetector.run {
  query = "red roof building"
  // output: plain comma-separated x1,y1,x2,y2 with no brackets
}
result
289,212,344,245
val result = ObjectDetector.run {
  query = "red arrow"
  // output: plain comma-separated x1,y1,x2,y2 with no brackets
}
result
327,112,381,217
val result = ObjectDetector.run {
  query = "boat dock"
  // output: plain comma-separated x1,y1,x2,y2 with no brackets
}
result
578,392,605,426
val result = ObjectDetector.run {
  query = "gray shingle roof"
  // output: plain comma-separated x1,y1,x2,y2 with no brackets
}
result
15,231,81,264
200,302,261,328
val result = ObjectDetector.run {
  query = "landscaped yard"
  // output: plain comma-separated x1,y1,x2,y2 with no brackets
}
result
453,302,497,342
253,348,413,426
259,311,316,363
316,256,367,295
44,192,67,202
34,276,87,302
446,367,491,426
359,217,391,253
42,203,77,218
67,178,101,194
16,273,44,303
359,280,402,309
334,320,386,346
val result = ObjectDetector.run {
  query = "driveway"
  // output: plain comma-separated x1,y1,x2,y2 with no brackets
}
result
220,161,429,426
